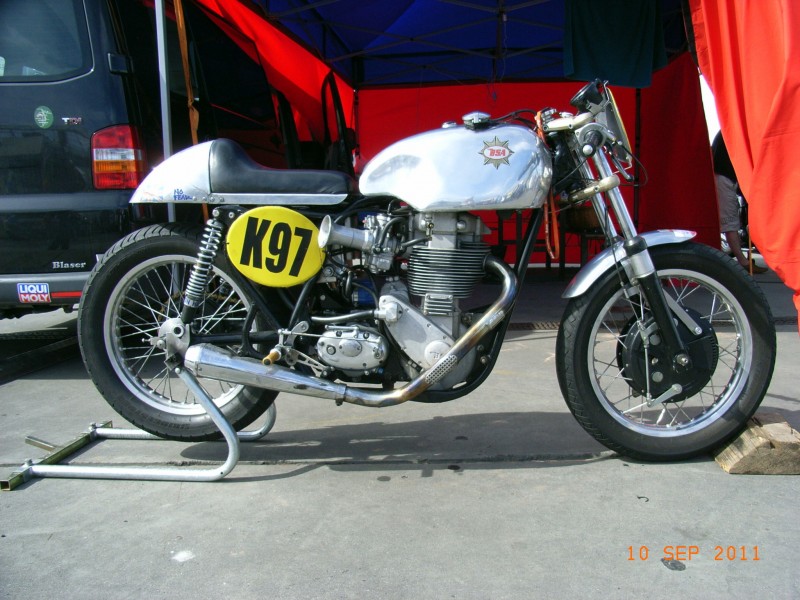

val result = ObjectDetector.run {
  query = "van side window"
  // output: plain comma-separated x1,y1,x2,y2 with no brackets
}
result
0,0,92,81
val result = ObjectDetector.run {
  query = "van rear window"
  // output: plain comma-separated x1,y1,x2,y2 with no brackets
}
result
0,0,92,82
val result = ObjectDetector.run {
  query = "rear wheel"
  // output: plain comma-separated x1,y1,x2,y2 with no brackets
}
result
79,224,278,441
556,242,775,460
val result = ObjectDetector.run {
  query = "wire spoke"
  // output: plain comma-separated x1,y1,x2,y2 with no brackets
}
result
109,256,251,415
588,265,749,438
153,265,185,316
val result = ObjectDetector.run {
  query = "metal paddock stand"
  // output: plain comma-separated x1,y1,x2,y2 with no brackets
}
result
1,368,277,491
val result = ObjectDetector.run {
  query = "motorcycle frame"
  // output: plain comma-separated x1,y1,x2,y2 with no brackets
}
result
179,141,698,407
166,86,701,409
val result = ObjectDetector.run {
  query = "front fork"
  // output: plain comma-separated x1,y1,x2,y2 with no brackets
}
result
585,149,694,378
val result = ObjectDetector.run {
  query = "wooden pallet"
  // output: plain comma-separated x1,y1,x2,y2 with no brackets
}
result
715,412,800,475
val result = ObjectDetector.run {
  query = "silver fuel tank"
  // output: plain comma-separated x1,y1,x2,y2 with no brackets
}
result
360,122,552,212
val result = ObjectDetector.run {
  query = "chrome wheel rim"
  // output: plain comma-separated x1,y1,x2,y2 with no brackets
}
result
103,255,251,416
587,269,752,437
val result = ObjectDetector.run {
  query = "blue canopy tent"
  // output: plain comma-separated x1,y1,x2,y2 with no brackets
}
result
257,0,688,89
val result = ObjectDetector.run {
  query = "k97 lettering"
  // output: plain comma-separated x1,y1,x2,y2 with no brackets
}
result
238,217,313,277
226,206,325,287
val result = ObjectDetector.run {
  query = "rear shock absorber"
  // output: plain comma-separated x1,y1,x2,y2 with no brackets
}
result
181,218,225,324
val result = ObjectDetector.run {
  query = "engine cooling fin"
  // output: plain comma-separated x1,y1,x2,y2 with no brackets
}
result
407,245,489,299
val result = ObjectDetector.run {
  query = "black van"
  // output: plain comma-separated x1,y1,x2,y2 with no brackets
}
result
0,0,324,318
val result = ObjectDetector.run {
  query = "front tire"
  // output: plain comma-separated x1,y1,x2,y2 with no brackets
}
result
556,242,775,460
79,224,278,441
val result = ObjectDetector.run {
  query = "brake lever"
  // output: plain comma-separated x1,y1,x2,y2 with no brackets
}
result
611,151,634,182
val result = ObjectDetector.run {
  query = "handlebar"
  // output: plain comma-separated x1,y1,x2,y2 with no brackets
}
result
541,111,593,133
581,129,604,157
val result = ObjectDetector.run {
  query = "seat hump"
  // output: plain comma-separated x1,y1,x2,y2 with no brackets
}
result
208,139,356,196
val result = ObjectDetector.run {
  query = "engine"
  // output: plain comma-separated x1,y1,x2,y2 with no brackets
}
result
316,210,490,388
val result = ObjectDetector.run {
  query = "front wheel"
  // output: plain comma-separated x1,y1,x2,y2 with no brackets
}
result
556,242,776,461
78,224,278,441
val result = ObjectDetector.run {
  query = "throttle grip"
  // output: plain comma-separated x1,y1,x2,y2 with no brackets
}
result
581,130,605,156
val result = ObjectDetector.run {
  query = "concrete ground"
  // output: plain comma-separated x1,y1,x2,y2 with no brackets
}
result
0,267,798,599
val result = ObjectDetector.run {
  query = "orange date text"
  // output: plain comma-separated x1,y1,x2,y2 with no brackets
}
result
627,545,760,561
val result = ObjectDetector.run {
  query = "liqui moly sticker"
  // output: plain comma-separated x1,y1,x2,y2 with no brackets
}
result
17,283,51,303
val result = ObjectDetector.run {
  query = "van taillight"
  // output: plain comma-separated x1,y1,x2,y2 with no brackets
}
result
91,126,146,189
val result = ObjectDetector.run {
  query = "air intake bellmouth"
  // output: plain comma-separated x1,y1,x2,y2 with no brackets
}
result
318,215,373,251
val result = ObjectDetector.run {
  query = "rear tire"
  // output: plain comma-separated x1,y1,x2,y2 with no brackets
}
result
79,224,277,441
556,242,775,460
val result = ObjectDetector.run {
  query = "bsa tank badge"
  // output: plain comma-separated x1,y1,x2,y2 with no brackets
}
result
480,136,514,169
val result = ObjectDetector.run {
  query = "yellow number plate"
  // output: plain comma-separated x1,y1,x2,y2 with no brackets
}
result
226,207,325,287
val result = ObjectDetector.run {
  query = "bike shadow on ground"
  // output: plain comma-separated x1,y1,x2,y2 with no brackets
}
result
220,454,716,485
174,410,678,483
217,454,628,485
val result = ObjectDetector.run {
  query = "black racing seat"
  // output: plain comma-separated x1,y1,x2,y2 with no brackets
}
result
208,138,357,196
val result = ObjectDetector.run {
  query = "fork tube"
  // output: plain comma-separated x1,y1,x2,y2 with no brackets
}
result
576,159,618,239
591,150,690,364
592,151,635,240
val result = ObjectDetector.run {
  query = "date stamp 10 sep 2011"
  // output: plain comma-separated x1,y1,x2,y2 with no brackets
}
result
628,545,761,562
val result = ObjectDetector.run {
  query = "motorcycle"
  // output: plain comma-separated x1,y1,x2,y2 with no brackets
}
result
78,81,776,461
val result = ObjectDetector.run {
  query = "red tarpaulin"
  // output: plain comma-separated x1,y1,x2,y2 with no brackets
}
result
194,0,354,143
356,80,638,264
190,1,718,267
690,0,800,330
357,54,718,255
635,53,718,246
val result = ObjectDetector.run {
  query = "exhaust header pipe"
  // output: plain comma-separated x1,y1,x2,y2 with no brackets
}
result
184,256,516,407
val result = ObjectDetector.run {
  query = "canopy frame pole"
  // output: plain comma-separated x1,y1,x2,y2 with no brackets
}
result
155,0,177,222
